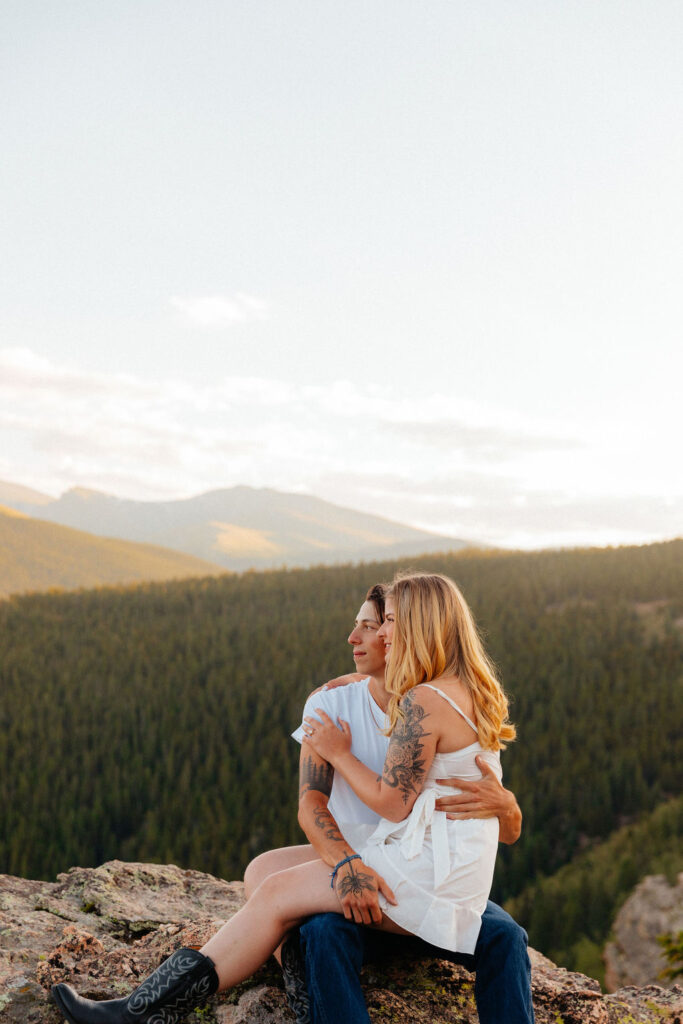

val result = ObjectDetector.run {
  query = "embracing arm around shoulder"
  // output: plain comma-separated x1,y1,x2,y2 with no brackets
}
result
304,689,437,823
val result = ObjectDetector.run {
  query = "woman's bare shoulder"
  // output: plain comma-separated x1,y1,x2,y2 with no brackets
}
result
415,678,476,719
405,683,449,715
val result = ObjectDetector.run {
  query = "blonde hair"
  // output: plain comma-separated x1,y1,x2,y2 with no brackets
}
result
385,572,516,751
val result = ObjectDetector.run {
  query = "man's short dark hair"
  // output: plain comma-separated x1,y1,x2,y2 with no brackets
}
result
365,583,388,623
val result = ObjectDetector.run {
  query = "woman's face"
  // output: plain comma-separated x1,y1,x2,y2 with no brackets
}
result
377,596,395,662
347,599,386,677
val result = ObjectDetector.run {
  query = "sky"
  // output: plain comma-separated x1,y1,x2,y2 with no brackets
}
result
1,1,681,549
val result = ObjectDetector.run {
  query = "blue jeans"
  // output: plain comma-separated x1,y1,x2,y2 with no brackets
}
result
299,901,534,1024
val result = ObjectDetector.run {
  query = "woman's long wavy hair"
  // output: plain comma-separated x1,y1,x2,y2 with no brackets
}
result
385,572,516,751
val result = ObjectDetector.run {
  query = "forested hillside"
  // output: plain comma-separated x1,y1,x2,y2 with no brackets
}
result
505,796,683,984
1,540,681,970
0,505,225,597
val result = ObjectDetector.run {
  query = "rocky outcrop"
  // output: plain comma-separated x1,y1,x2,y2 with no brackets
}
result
604,873,683,991
1,861,681,1024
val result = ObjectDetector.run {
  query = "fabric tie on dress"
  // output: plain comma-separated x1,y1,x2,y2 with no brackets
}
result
367,788,451,889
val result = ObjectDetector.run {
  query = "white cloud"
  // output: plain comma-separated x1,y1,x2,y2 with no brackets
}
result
170,293,268,327
381,418,581,462
0,347,679,549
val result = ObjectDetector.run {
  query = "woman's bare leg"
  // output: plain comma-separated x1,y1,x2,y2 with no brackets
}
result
243,844,319,966
243,845,317,899
202,858,341,990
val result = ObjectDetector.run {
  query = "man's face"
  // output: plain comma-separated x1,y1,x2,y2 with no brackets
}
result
347,600,385,677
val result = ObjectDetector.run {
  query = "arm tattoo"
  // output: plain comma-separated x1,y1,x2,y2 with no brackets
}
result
382,691,431,804
299,755,334,798
335,860,377,899
312,803,346,844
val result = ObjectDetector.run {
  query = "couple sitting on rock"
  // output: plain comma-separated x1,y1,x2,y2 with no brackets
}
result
53,571,535,1024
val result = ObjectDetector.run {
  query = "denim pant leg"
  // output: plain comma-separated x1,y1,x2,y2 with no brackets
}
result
299,913,371,1024
300,902,534,1024
472,901,534,1024
429,901,534,1024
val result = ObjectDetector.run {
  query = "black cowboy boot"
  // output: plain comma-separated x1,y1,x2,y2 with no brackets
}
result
280,928,310,1024
52,947,219,1024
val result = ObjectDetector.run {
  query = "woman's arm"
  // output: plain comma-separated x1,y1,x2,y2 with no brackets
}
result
305,690,437,822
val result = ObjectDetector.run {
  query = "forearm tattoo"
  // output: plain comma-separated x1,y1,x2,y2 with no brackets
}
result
335,860,377,899
382,691,431,803
299,755,334,798
312,802,346,845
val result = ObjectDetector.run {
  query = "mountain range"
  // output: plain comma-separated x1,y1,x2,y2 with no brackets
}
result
0,480,469,589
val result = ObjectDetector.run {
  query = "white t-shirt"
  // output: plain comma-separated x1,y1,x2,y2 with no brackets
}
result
292,677,390,834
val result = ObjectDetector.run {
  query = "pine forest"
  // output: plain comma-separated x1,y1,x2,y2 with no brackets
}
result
1,539,681,981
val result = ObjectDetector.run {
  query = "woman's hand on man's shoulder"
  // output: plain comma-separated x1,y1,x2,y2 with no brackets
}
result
307,672,364,699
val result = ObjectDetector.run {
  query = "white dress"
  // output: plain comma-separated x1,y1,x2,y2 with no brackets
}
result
359,684,501,954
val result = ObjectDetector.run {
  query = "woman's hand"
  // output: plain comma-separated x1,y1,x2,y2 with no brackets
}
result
302,709,352,764
325,672,364,690
333,858,397,925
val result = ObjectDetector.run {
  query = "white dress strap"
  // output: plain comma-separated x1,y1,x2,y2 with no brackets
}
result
420,683,478,734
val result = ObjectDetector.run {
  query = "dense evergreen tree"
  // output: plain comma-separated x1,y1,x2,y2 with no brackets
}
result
505,797,683,985
0,540,681,971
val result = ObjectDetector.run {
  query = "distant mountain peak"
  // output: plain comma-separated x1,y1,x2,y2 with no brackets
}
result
0,478,471,571
63,486,113,501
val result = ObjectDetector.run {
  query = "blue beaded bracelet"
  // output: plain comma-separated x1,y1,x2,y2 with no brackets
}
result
330,853,361,888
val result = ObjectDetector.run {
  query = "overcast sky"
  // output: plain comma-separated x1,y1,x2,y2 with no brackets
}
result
1,1,681,549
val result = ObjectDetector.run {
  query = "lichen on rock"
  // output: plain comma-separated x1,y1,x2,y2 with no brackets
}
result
1,861,681,1023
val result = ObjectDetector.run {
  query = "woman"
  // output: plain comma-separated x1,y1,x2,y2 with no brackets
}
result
52,572,515,1024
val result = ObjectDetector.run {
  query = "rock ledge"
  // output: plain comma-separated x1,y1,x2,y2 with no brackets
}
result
1,861,681,1023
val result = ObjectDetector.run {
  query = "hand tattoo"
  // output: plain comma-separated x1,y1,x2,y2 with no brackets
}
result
312,802,346,844
382,691,430,803
299,755,334,798
335,860,377,899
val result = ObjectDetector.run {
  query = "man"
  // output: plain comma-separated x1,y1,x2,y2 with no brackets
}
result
246,583,534,1024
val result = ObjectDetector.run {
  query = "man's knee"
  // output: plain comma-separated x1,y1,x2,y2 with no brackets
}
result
477,902,529,962
300,913,364,965
501,919,529,961
301,912,361,946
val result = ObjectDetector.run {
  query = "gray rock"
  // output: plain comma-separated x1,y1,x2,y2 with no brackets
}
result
604,873,683,991
1,861,681,1023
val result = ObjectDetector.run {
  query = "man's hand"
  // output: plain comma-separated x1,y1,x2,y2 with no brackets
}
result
333,858,396,925
435,756,522,844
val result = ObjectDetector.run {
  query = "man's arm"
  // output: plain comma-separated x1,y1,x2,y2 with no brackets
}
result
298,743,353,867
297,741,396,923
434,756,522,845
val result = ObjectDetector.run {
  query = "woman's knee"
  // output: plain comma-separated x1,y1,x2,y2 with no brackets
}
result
244,846,316,899
247,869,294,925
244,849,282,898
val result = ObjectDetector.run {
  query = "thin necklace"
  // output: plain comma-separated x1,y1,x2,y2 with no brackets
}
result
367,687,387,731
